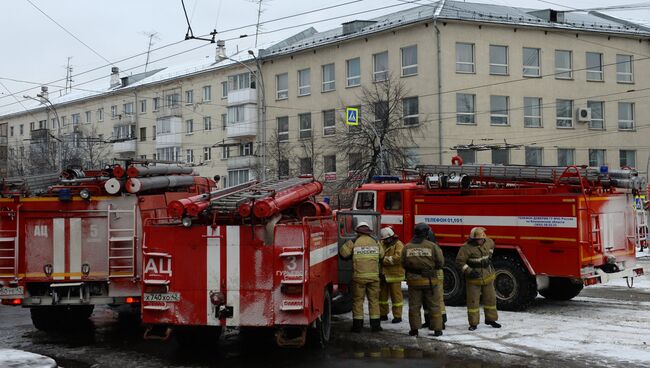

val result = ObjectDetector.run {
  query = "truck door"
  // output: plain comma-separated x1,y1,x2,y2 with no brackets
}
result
336,210,381,286
380,191,405,240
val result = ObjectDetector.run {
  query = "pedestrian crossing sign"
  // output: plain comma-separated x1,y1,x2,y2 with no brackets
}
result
346,107,359,126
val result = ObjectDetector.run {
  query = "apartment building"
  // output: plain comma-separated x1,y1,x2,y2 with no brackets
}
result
1,1,649,193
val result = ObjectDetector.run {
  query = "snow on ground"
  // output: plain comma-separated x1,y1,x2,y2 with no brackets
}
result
348,275,650,367
0,349,57,368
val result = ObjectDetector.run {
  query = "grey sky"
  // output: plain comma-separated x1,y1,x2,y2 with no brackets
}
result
0,0,648,108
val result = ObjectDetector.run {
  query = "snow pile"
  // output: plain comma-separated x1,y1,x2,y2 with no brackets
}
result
0,349,57,368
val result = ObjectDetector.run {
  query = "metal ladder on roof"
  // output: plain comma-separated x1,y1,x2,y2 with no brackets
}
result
210,177,314,214
108,204,137,278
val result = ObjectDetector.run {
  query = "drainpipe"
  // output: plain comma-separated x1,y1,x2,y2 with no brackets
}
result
434,0,445,164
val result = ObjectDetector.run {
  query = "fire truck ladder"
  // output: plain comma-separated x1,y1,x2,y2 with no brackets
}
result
107,204,137,278
210,177,314,214
278,247,308,311
0,218,19,279
634,208,648,250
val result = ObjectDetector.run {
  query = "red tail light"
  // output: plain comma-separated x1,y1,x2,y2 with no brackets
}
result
125,297,140,304
1,298,22,306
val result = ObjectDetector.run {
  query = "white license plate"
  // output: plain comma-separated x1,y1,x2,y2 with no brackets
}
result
0,286,24,296
144,293,180,302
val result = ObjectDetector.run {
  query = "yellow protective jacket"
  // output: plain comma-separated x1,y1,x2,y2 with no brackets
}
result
380,239,405,283
401,239,444,287
456,238,496,285
340,234,384,282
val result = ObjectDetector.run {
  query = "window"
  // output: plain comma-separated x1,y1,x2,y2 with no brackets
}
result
403,97,419,126
525,147,543,165
349,152,362,172
557,148,575,166
404,147,419,167
152,125,156,140
203,147,212,161
524,97,542,128
221,114,227,130
9,126,13,137
456,93,475,124
165,93,179,108
228,73,252,91
299,113,312,139
185,90,193,104
140,99,147,113
324,155,336,173
355,192,375,210
221,81,228,98
276,73,288,99
586,52,603,81
113,125,134,140
490,95,509,125
38,120,46,129
299,158,313,175
523,47,541,77
140,127,146,141
401,45,418,76
222,146,230,159
617,54,633,83
589,149,606,167
587,101,604,130
384,192,402,211
456,43,475,73
322,63,335,92
620,150,636,168
204,116,212,131
346,57,361,87
240,142,253,156
555,50,572,79
373,51,388,82
61,116,66,126
71,113,80,125
556,99,573,128
298,69,311,96
29,122,34,131
492,149,510,165
228,169,250,187
489,45,508,75
323,109,336,136
186,149,194,163
153,97,160,110
457,149,476,164
124,102,134,115
157,119,171,134
278,159,289,178
277,117,289,142
85,111,91,123
98,108,104,121
202,85,212,101
111,105,118,117
228,105,246,123
186,119,193,134
156,147,180,161
618,102,634,130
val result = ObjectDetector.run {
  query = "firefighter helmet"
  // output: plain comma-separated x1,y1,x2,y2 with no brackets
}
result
469,227,487,240
355,222,372,235
380,227,395,240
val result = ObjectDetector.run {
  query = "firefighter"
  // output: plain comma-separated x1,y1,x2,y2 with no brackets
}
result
402,223,444,337
340,221,385,333
456,227,502,331
422,229,447,329
378,226,405,323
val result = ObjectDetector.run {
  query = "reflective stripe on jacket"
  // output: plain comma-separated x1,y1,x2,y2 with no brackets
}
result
456,238,496,285
340,234,384,282
401,239,444,287
381,239,405,282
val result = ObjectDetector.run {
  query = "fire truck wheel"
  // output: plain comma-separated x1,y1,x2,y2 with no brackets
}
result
538,277,584,301
492,255,537,311
442,253,466,306
30,307,64,331
331,289,352,315
175,326,222,348
309,288,332,348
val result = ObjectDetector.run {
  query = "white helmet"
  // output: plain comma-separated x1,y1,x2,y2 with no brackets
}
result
355,221,370,230
380,227,395,240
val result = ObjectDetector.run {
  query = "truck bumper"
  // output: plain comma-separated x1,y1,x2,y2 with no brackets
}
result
582,265,644,286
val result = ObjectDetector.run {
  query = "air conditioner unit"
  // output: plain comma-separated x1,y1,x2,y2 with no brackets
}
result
576,107,591,122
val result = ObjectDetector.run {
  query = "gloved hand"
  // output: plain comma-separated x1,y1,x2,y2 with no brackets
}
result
468,269,480,279
421,269,436,278
384,256,393,265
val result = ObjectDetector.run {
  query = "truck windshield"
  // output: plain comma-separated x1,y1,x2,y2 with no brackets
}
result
355,192,375,210
384,192,402,211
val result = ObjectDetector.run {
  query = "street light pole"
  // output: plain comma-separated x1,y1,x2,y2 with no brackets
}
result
23,94,62,172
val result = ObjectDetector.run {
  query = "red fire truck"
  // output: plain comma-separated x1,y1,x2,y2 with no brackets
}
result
0,163,216,330
351,163,646,310
140,177,350,347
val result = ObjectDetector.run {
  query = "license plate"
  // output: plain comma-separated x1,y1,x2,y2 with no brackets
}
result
0,286,24,297
144,292,180,302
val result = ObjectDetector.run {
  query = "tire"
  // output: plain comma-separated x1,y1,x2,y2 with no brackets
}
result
492,255,537,311
331,288,352,315
442,252,466,306
30,307,63,331
309,289,332,348
30,305,94,331
539,277,584,301
175,326,222,348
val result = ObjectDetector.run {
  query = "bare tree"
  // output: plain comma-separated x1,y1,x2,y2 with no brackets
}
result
336,75,423,189
76,125,111,169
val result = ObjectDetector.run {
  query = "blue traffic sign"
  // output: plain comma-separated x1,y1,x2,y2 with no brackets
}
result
346,107,359,125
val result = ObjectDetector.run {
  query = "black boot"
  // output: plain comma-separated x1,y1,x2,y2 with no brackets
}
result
380,315,388,321
409,329,419,336
486,321,501,328
468,325,477,331
351,319,363,333
370,318,383,332
391,317,402,324
442,313,447,323
431,330,443,337
421,314,430,329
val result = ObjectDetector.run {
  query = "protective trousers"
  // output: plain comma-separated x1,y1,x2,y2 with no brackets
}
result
379,281,403,318
408,286,443,331
466,281,498,326
352,279,380,320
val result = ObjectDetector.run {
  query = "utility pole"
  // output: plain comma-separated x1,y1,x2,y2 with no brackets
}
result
65,57,73,93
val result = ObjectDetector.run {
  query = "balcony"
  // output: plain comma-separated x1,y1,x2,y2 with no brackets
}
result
227,155,256,169
227,88,257,106
156,133,182,149
227,121,257,139
154,105,182,119
113,139,136,153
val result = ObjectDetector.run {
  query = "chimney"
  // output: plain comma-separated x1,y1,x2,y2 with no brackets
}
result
39,86,49,101
216,40,226,62
110,67,120,88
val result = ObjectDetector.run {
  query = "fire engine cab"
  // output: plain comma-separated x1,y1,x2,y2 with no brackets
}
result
352,163,646,310
0,162,215,330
